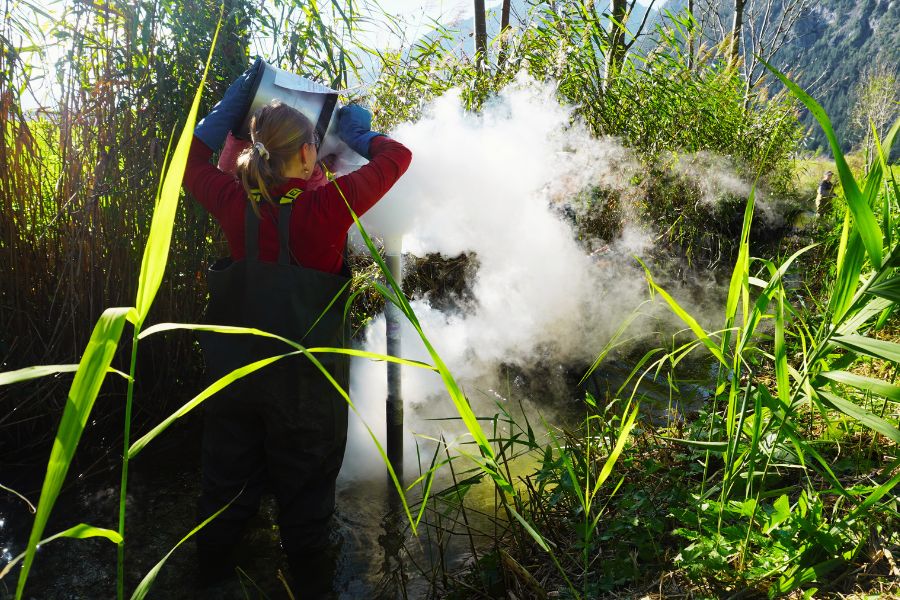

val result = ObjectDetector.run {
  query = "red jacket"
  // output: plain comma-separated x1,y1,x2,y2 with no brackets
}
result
183,136,412,274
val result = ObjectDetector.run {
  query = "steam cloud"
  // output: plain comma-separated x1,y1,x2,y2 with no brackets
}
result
339,76,756,480
670,151,787,226
339,76,653,480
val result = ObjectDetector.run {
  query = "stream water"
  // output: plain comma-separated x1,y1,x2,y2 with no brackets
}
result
0,421,435,600
0,355,713,599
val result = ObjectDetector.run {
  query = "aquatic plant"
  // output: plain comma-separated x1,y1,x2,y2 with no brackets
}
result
636,66,900,593
382,67,900,600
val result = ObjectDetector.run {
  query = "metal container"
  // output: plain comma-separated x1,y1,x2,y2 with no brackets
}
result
237,60,350,159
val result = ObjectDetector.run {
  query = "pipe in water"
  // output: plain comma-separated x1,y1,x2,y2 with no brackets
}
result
384,235,404,482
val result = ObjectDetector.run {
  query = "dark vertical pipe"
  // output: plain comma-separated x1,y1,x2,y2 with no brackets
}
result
385,249,404,481
383,248,404,596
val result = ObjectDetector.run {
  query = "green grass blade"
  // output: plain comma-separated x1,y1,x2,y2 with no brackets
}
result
506,502,582,598
774,287,789,406
779,406,850,499
641,263,726,365
137,321,428,528
544,425,587,512
744,387,765,499
507,505,550,552
829,232,867,324
132,20,221,327
660,437,728,451
725,182,755,332
0,365,79,386
762,59,882,268
300,338,424,530
508,503,585,597
1,524,122,580
877,117,900,158
304,347,434,368
614,348,666,400
129,496,236,600
737,248,814,355
862,153,884,206
304,278,352,341
590,403,639,498
327,176,509,491
580,303,648,385
872,118,899,215
139,322,436,370
128,352,297,458
836,296,893,336
373,283,482,393
875,305,896,330
820,370,900,403
15,307,131,597
884,170,892,249
831,334,900,363
866,276,900,303
139,322,289,340
834,208,852,290
818,390,900,445
845,468,900,523
874,119,900,252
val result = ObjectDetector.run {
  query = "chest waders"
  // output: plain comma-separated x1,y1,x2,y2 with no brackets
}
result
200,187,351,380
195,188,351,593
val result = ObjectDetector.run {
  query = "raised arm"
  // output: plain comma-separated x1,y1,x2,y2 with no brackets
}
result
182,60,261,219
316,105,412,229
183,137,245,220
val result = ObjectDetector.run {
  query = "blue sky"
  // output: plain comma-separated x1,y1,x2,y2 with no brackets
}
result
376,0,504,21
377,0,663,20
356,0,665,51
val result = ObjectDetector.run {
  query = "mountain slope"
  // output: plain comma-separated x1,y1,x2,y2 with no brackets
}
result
406,1,897,154
658,0,899,153
789,0,899,152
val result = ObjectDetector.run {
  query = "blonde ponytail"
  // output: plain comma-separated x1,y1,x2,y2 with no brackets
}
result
235,100,316,217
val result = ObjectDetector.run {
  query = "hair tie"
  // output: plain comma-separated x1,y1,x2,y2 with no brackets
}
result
253,141,270,160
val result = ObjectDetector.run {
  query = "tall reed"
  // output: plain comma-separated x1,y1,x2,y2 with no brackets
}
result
0,5,551,596
640,64,900,592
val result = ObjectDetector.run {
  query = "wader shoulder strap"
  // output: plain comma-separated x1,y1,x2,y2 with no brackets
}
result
245,188,303,265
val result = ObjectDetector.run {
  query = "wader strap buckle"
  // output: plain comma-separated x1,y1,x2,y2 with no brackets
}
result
279,188,302,204
245,188,303,266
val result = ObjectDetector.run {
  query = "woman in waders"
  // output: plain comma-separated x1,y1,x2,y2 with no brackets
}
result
182,59,412,596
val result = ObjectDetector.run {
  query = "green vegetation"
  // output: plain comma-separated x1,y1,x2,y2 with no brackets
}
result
660,0,900,155
385,101,900,597
1,0,898,598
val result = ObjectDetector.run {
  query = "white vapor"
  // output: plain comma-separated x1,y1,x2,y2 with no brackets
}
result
338,74,786,481
340,75,661,481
